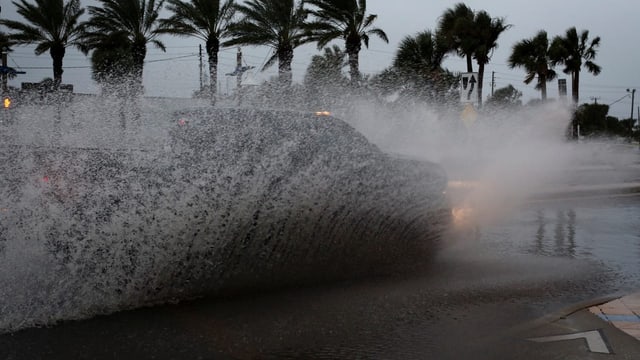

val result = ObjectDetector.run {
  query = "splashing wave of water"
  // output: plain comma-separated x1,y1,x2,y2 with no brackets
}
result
0,103,448,333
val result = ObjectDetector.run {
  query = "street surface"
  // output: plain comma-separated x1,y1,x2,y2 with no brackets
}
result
0,142,638,359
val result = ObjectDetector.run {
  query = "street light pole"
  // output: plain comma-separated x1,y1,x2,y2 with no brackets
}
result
627,88,636,133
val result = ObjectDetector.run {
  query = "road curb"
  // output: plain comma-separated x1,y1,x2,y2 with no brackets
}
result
510,292,626,333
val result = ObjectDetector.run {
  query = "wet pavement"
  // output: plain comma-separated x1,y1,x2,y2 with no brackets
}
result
0,143,638,359
1,192,638,359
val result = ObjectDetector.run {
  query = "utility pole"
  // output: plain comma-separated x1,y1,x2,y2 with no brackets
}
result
2,48,7,92
1,6,5,93
236,47,242,90
198,44,203,92
627,89,636,133
491,71,495,97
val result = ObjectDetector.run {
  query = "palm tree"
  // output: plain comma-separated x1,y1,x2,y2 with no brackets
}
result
437,3,475,72
224,0,308,86
508,30,556,100
304,45,347,108
82,0,168,93
0,32,17,91
471,10,510,107
393,30,447,78
159,0,236,104
392,30,451,101
90,32,135,94
306,0,388,85
550,27,601,104
304,44,347,87
0,0,85,89
437,5,509,106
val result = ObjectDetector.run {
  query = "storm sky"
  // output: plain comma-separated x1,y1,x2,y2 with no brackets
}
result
1,0,638,118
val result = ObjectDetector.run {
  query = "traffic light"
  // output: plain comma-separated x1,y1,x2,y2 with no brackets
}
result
2,96,11,109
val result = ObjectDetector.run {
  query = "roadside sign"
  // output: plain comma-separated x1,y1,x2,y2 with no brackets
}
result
460,72,479,105
558,79,567,98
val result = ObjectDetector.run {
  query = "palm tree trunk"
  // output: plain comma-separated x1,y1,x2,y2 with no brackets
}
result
572,71,579,104
206,38,220,105
277,44,293,86
346,35,361,85
131,42,147,95
540,74,547,100
477,62,485,107
50,45,65,90
466,54,473,73
348,51,360,85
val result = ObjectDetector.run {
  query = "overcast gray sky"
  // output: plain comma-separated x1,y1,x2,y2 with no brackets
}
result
1,0,638,118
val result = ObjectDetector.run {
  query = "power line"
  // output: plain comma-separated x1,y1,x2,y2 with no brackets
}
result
14,53,198,70
144,53,198,63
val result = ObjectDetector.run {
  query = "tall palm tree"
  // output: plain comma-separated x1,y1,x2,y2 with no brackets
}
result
437,5,509,106
159,0,236,103
224,0,308,86
508,30,556,100
90,32,134,94
470,10,510,107
0,0,86,88
437,2,475,72
393,30,451,102
550,27,601,104
393,30,447,78
306,0,388,85
82,0,168,92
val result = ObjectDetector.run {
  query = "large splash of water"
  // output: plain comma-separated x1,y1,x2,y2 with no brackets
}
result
0,96,448,332
342,99,583,224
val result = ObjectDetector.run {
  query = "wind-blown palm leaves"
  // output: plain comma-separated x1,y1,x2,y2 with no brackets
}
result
508,30,556,100
89,32,135,94
393,30,447,78
306,0,388,85
304,44,347,87
392,30,454,102
304,44,348,107
550,27,601,104
437,2,475,72
82,0,168,93
0,0,85,88
159,0,236,103
224,0,308,86
437,4,510,106
471,10,510,107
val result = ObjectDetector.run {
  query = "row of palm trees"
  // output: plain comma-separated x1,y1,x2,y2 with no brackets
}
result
436,3,510,106
375,3,600,107
0,0,601,107
508,27,601,104
0,0,389,101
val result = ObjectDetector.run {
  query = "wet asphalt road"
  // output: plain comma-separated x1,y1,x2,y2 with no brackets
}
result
1,144,639,359
1,193,638,359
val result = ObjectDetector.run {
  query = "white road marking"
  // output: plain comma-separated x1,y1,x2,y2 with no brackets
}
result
528,329,612,354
